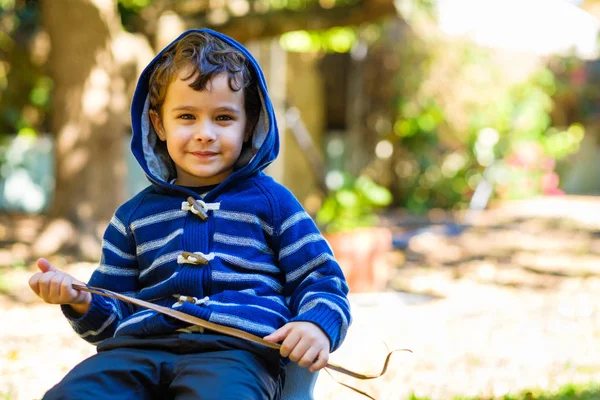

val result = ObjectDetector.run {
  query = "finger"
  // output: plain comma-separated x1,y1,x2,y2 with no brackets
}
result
72,276,87,287
48,273,64,302
36,258,57,273
279,330,302,359
289,338,312,363
309,349,329,372
67,276,89,304
67,275,85,303
298,346,320,368
58,275,78,304
28,273,43,296
38,271,56,301
263,324,291,343
58,275,70,303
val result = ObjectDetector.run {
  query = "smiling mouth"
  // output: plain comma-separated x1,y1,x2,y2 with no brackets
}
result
191,151,218,157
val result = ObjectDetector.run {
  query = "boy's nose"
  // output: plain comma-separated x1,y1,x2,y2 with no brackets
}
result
193,121,216,141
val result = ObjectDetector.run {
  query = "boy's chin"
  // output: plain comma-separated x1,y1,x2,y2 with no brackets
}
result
175,170,233,187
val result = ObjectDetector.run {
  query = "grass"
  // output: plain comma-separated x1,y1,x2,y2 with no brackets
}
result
408,382,600,400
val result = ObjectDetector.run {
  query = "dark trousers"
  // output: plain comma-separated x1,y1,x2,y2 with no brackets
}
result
44,333,284,400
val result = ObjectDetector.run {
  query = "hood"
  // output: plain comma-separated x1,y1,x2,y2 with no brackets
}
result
130,29,279,200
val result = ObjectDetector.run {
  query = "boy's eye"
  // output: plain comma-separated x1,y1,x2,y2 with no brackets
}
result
216,115,234,121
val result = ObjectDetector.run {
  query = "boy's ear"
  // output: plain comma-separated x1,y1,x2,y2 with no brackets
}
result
149,109,166,141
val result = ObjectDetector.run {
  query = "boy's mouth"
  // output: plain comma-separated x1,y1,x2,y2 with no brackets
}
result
191,151,218,157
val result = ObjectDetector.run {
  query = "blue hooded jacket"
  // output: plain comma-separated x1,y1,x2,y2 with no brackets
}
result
62,29,351,352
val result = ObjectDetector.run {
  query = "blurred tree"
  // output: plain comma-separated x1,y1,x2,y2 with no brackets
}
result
38,0,152,258
350,13,585,213
0,0,49,136
24,0,396,259
121,0,397,42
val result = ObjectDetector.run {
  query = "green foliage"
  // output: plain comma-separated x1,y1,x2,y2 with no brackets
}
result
316,174,392,233
407,382,600,400
117,0,153,29
392,98,472,213
118,0,152,9
0,389,13,400
280,26,357,53
0,0,50,136
375,27,586,211
267,0,360,10
478,69,584,200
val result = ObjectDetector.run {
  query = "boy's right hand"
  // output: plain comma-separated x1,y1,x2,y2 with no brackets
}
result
28,258,92,316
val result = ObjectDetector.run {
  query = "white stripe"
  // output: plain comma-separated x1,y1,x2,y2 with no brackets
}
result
96,264,138,277
213,233,273,254
130,209,186,231
140,251,180,279
299,290,350,310
78,311,117,339
110,216,127,236
209,313,274,335
114,310,155,335
239,289,287,307
279,233,323,259
136,229,183,255
211,271,282,292
302,271,348,293
286,253,333,283
205,300,286,319
139,272,178,293
110,298,125,319
292,271,350,294
280,211,311,235
103,240,136,260
215,253,279,274
213,210,274,235
298,298,350,333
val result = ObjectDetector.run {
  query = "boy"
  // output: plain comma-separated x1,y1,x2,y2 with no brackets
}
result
28,29,351,400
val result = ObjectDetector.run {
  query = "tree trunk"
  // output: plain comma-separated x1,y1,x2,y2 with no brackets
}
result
39,0,130,259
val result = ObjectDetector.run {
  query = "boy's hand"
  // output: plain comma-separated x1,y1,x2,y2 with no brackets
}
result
28,258,92,316
263,321,330,372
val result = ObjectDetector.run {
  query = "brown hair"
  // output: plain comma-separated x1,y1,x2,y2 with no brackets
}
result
149,32,261,134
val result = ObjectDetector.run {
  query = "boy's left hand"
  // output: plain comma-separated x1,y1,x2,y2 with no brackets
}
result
263,321,330,372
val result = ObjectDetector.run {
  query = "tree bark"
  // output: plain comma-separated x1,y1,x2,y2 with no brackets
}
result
39,0,131,259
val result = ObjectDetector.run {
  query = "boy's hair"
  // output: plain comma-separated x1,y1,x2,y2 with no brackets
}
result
149,32,261,134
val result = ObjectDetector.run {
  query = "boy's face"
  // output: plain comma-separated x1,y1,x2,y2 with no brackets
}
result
150,68,249,187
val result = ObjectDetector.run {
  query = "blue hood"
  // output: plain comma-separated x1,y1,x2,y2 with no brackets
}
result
130,29,279,200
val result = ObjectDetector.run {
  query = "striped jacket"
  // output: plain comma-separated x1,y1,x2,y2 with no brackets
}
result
63,176,351,351
62,29,351,352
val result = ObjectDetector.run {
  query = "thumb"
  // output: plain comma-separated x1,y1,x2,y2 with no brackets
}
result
263,324,291,343
36,258,57,273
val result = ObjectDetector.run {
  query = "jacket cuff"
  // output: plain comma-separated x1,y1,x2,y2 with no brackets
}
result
60,293,114,333
290,303,343,351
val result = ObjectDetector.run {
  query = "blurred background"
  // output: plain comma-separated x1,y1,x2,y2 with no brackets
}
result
2,0,600,399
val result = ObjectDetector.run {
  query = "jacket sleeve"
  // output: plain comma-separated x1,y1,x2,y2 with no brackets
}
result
269,185,351,352
61,206,139,345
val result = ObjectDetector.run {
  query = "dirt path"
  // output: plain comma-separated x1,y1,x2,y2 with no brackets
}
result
2,196,600,400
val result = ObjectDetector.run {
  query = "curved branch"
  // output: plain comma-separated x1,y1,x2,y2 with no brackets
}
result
182,0,398,42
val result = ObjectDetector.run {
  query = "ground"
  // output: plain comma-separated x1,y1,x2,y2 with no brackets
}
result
1,196,600,400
